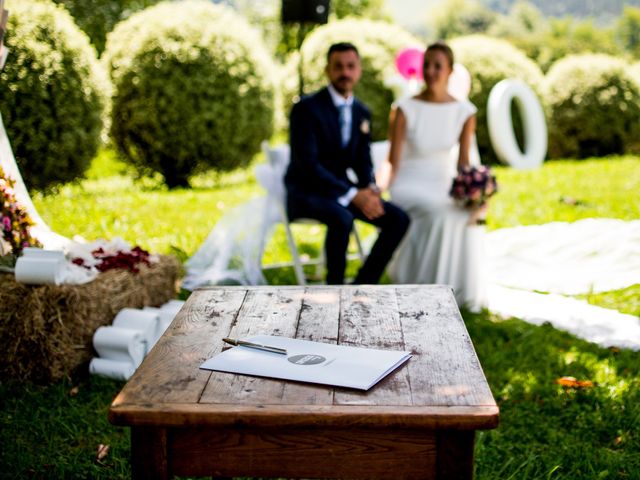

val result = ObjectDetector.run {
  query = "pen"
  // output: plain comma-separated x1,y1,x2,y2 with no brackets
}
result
222,337,288,355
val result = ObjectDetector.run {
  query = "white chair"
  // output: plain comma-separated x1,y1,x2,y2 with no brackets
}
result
260,141,389,285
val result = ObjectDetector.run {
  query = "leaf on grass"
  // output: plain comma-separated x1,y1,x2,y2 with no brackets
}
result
555,376,594,388
613,436,623,447
69,386,79,397
559,196,587,206
95,444,110,464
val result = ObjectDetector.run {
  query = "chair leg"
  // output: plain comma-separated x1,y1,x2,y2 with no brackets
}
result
313,244,326,281
352,225,366,262
284,222,306,286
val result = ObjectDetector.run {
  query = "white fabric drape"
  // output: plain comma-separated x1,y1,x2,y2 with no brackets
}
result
182,162,285,290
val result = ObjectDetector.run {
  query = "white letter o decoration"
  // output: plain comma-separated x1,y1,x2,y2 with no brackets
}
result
487,79,547,169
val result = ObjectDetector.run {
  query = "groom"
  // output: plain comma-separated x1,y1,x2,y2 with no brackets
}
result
285,42,410,284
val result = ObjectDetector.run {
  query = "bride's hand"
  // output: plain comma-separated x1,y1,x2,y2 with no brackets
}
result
375,161,393,191
468,202,488,225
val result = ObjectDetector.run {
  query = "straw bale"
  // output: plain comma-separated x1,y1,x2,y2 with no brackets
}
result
0,255,181,383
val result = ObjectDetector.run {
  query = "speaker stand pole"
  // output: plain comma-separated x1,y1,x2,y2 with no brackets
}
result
297,22,305,98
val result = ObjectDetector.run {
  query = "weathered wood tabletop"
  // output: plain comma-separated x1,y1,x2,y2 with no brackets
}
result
109,285,499,480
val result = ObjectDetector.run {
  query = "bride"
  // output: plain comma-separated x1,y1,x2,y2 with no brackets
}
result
385,41,487,309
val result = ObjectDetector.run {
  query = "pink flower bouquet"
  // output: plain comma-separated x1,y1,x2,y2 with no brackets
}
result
449,165,498,209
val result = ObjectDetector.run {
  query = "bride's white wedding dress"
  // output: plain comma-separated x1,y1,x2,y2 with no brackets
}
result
388,97,487,309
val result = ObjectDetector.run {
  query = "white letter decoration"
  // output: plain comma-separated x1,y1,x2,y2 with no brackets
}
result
487,79,547,169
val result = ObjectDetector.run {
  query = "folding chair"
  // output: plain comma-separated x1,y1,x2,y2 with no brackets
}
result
261,141,387,285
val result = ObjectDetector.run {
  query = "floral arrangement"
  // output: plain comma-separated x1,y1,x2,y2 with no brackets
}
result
449,165,498,208
0,166,41,256
72,245,153,274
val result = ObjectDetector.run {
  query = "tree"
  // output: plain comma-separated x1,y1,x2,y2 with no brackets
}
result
331,0,390,20
489,0,546,38
234,0,392,61
52,0,162,55
430,0,498,40
533,18,620,72
616,6,640,59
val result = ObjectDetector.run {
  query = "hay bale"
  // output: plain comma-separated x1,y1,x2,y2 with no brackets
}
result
0,255,181,383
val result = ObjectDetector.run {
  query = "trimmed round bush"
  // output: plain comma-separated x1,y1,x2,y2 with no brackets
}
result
545,54,640,158
103,1,276,188
293,19,420,141
0,0,107,192
449,35,545,164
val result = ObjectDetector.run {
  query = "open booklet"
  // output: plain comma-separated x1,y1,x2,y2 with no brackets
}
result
200,335,412,391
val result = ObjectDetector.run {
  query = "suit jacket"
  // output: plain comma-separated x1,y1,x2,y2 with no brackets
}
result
285,87,375,201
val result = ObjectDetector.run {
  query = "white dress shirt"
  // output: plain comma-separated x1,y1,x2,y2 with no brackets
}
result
327,84,358,207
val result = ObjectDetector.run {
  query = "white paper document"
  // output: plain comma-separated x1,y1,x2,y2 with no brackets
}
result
200,335,412,391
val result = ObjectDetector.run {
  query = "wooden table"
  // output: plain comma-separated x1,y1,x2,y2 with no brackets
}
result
109,285,499,479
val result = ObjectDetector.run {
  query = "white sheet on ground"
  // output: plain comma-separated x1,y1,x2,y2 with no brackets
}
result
488,285,640,350
488,219,640,295
486,219,640,351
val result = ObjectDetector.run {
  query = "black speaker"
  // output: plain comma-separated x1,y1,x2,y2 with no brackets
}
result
282,0,330,24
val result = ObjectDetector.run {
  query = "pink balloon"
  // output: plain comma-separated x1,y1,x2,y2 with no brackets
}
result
395,48,424,81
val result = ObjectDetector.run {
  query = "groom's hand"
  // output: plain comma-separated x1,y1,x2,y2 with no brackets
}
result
352,188,384,220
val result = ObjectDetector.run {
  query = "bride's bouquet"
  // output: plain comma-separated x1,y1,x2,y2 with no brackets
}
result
449,165,498,208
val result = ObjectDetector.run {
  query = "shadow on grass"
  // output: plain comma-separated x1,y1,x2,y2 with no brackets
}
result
463,309,640,480
1,304,638,479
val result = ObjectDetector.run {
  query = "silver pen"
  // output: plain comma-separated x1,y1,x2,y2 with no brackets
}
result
222,337,288,355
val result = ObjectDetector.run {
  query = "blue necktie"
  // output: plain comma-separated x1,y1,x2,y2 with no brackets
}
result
338,104,350,147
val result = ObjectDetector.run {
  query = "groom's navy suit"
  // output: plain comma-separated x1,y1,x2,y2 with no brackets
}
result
285,87,410,284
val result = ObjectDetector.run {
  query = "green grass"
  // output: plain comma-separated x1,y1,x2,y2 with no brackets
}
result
2,312,638,480
488,156,640,230
2,152,639,479
578,285,640,317
466,310,640,480
0,377,130,479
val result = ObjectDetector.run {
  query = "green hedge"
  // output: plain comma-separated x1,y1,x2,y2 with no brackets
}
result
0,0,107,192
103,0,276,188
291,19,420,141
449,35,545,164
544,54,640,158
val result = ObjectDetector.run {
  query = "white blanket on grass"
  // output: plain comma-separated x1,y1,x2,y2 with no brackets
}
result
486,219,640,350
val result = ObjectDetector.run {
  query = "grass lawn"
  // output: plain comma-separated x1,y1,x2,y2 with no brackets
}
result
1,152,639,479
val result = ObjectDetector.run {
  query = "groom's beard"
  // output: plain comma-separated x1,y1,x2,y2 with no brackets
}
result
332,77,355,96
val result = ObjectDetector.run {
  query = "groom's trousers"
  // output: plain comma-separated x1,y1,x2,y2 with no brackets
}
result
287,194,410,285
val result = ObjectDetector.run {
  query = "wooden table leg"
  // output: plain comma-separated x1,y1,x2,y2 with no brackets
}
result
131,427,169,480
436,431,475,480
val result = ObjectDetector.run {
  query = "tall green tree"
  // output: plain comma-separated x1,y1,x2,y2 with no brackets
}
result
430,0,498,40
490,2,621,73
616,6,640,58
52,0,162,55
488,1,549,71
489,0,546,38
332,0,390,20
235,0,391,60
533,18,620,71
